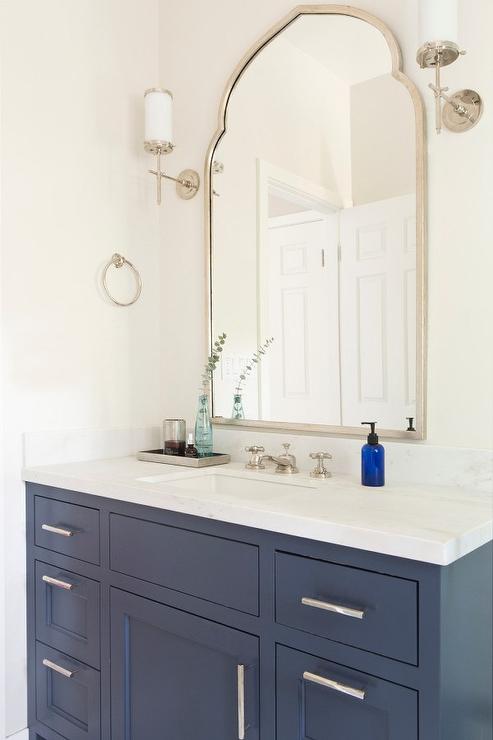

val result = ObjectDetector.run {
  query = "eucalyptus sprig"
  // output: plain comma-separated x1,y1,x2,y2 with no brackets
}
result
235,337,275,394
201,332,227,393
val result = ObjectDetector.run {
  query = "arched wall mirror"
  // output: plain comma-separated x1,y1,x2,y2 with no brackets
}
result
206,5,426,439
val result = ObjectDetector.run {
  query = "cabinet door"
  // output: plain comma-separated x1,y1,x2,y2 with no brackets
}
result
110,588,259,740
277,645,417,740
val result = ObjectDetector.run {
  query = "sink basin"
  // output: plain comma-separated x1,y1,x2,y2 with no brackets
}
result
138,471,316,501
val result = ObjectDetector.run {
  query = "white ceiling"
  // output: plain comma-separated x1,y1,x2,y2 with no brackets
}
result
282,14,391,86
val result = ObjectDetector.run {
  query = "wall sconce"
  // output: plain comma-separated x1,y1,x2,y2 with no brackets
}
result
144,88,200,205
417,0,483,134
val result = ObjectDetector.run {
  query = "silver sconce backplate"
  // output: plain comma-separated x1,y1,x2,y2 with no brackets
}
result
146,145,200,204
417,40,461,69
442,89,483,132
176,169,200,200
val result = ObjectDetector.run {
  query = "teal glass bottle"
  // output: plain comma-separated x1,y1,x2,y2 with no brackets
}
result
231,393,245,420
195,393,213,457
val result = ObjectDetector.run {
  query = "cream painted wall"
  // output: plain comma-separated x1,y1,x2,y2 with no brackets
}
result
0,1,162,734
158,0,493,451
0,45,5,740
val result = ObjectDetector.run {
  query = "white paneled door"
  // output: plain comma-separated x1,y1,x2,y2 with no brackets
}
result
339,194,416,429
261,211,341,424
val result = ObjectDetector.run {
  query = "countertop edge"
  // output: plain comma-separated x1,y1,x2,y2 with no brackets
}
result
23,466,493,567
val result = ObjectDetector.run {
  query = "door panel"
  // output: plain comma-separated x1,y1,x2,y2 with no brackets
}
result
339,194,416,429
276,645,417,740
110,588,259,740
261,211,341,425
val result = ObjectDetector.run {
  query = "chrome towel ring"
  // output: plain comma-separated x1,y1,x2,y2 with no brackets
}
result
102,253,142,307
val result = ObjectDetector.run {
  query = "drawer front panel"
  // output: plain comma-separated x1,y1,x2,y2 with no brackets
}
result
34,496,100,565
109,513,259,615
277,645,417,740
35,561,100,669
276,552,418,664
35,642,100,740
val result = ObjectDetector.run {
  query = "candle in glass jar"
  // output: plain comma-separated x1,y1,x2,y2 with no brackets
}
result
163,419,186,456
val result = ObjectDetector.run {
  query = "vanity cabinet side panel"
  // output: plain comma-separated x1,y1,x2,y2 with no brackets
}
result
26,488,37,733
438,541,493,740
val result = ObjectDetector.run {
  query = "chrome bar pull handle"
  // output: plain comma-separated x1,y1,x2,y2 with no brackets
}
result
41,524,75,537
303,671,365,701
42,658,75,679
301,597,365,620
237,664,245,739
42,575,74,591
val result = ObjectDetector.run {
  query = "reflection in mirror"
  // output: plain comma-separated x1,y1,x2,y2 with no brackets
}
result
209,12,423,435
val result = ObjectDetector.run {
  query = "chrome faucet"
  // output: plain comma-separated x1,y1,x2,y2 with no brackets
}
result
245,443,299,474
269,443,299,474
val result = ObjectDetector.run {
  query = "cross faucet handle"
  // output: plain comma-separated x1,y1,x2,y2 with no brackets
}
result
310,452,333,479
245,445,266,470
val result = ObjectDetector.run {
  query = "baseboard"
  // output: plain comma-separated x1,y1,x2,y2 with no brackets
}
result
7,729,28,740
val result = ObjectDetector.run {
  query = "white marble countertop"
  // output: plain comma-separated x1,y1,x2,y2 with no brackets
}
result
23,457,492,566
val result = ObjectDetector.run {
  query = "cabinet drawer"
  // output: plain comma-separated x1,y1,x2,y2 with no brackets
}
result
110,513,259,615
277,645,417,740
35,642,100,740
35,561,100,669
34,496,100,565
275,552,417,664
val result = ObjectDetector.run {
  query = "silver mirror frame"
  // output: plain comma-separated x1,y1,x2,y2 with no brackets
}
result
205,4,427,440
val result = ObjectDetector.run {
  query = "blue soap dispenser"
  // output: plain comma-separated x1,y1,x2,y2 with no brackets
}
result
361,422,385,487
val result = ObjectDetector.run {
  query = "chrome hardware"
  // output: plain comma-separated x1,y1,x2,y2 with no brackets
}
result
237,664,245,740
309,452,333,479
42,575,74,591
416,41,482,134
41,524,75,537
42,658,75,679
245,445,266,470
303,671,365,701
148,162,200,203
102,253,142,307
270,443,299,474
301,597,365,620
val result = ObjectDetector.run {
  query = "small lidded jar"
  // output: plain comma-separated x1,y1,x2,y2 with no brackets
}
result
163,419,186,456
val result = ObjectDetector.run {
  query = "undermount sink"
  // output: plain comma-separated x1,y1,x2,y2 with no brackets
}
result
138,471,316,501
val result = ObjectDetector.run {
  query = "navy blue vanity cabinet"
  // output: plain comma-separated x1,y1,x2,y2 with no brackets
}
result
26,482,493,740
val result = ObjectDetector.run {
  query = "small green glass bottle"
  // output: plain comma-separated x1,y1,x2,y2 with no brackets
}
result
231,393,245,420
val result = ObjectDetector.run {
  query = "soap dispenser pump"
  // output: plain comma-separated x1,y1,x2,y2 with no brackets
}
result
361,422,385,487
